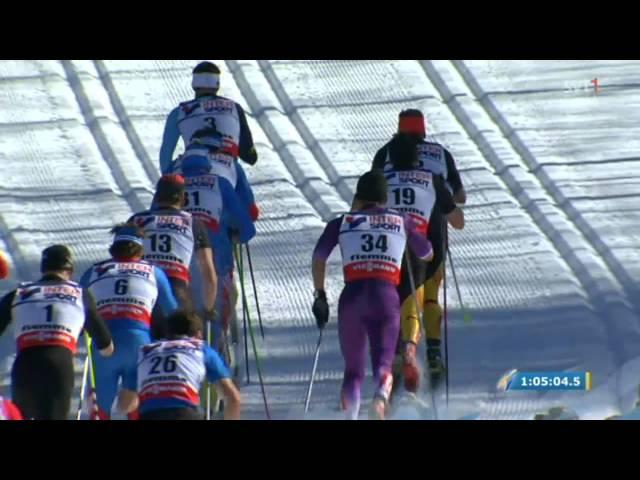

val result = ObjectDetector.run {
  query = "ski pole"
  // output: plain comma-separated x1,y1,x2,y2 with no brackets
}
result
443,228,450,406
206,319,212,420
447,246,471,324
234,245,250,384
76,350,91,420
404,252,438,419
304,329,324,413
84,332,100,420
236,245,271,420
245,244,265,339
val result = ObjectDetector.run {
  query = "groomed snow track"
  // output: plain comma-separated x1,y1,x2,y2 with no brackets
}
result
1,60,639,420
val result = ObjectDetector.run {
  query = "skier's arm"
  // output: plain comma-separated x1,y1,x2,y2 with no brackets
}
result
434,175,464,230
82,288,114,356
159,107,181,174
218,378,241,420
78,267,92,289
234,162,259,221
154,267,179,315
150,267,178,339
237,104,257,166
0,290,16,338
203,344,240,420
371,145,388,171
311,217,341,291
404,216,433,261
163,156,182,176
221,177,256,244
193,220,217,313
444,149,466,205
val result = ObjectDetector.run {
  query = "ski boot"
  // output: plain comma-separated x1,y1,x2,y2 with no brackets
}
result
341,396,361,420
426,340,446,390
402,342,420,394
368,396,387,420
369,373,393,420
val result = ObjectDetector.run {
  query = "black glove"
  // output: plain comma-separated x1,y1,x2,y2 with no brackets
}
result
203,308,217,323
229,228,241,245
312,290,329,330
242,147,258,166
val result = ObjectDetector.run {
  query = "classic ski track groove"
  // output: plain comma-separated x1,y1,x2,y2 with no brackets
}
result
452,60,640,317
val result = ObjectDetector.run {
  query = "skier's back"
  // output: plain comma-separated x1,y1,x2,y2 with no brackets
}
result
159,61,258,174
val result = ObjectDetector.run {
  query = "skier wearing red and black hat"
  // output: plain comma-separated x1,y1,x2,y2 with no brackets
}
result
373,109,466,203
372,109,466,390
128,174,217,319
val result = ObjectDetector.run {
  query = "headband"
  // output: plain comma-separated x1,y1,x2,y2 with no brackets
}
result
114,234,144,245
192,73,220,90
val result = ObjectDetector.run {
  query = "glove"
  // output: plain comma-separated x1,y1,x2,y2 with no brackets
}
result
243,147,258,166
249,203,260,222
312,290,329,329
229,228,241,245
203,308,217,323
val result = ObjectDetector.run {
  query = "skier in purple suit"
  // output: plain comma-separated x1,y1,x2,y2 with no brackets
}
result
311,170,433,420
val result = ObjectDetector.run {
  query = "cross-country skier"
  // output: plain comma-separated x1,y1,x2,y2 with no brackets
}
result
0,396,22,420
174,153,256,352
174,153,256,242
382,133,464,393
311,170,433,420
129,175,217,317
373,109,466,387
159,61,258,174
0,245,113,420
80,224,179,420
170,127,259,218
127,309,241,420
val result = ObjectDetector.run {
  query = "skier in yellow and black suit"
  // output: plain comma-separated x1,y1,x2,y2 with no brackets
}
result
373,109,466,392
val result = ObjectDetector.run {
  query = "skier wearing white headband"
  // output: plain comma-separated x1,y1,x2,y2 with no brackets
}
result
159,61,258,174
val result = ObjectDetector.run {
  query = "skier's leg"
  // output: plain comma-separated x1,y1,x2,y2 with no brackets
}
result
337,284,368,420
169,277,195,311
93,340,123,420
11,347,74,420
398,252,426,393
367,283,401,419
117,330,150,420
423,262,445,384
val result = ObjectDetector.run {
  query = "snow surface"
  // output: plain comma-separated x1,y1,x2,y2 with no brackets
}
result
0,60,639,420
